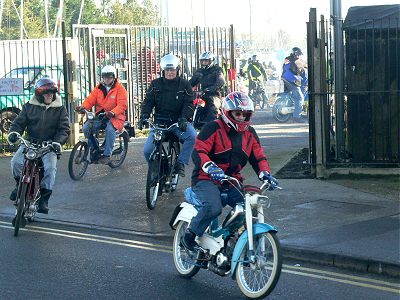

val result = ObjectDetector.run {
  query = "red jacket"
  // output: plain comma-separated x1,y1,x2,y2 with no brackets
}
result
191,119,270,186
82,80,128,131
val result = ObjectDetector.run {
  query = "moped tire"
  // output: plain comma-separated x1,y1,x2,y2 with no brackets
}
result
169,142,180,192
272,97,292,123
235,231,282,298
13,183,28,237
68,141,89,180
108,131,129,168
173,221,202,277
146,154,162,210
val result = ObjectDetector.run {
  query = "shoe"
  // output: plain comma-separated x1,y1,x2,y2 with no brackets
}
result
9,187,17,201
173,162,185,177
181,228,197,251
37,188,52,214
98,155,111,164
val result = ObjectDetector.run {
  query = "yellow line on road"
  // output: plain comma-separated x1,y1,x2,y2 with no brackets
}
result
283,269,400,294
283,264,400,288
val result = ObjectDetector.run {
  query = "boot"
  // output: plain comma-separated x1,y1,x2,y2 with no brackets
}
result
37,188,52,214
9,177,20,201
173,162,185,177
181,228,197,251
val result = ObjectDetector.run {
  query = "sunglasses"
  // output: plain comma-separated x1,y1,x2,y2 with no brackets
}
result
232,111,250,117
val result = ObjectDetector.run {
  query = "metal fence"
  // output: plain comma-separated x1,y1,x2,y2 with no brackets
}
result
0,24,234,152
307,8,399,174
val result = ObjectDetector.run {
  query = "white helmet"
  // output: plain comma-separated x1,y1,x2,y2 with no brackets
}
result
100,65,116,87
160,53,180,71
199,51,215,69
101,65,116,78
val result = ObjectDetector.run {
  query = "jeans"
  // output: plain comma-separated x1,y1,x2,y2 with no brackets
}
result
144,123,196,165
83,120,117,157
11,145,58,190
285,81,304,118
189,180,244,237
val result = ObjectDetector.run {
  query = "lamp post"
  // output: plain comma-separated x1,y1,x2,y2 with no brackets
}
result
249,0,252,46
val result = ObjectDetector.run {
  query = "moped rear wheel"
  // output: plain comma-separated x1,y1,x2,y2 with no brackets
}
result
173,221,202,277
235,231,282,299
68,141,89,180
146,154,162,210
13,183,28,237
108,131,129,168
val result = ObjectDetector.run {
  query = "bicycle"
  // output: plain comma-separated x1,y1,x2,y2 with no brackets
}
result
145,119,180,210
249,79,268,109
8,134,60,237
68,110,130,180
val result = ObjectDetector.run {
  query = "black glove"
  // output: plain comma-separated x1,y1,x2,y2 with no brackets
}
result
8,131,20,144
193,71,203,80
178,118,188,132
105,111,115,119
52,142,62,154
139,115,149,130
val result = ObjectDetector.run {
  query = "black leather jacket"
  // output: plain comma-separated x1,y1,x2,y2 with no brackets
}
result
9,95,70,144
140,77,194,124
189,64,226,98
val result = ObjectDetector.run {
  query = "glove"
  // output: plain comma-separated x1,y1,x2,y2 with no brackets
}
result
105,111,115,119
74,105,85,114
203,162,225,181
259,171,279,191
8,131,20,144
52,142,62,154
193,71,203,80
178,118,187,132
138,115,149,130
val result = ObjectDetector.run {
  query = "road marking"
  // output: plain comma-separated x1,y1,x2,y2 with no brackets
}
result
0,222,172,254
283,269,399,294
1,221,398,294
284,264,400,288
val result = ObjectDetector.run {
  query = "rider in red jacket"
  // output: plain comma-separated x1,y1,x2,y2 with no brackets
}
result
182,91,279,251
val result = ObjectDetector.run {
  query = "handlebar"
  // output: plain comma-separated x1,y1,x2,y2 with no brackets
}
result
8,132,61,156
145,119,178,131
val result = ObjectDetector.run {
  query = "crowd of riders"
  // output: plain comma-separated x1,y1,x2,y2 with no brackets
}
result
6,48,314,243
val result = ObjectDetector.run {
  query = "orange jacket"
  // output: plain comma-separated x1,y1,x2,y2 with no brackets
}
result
82,80,128,131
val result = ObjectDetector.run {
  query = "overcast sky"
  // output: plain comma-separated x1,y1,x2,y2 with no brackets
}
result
157,0,399,36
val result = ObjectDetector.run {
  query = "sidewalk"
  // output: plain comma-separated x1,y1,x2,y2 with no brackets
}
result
0,116,399,277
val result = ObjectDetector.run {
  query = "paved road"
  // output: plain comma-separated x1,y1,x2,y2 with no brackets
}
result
1,221,398,300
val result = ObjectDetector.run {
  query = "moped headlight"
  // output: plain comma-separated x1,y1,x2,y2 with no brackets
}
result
153,130,163,141
25,149,37,160
87,112,95,120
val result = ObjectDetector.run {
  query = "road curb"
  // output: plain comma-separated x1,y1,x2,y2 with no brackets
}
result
282,246,400,278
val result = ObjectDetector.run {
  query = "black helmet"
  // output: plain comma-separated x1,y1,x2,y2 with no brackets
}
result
292,47,303,56
34,77,58,102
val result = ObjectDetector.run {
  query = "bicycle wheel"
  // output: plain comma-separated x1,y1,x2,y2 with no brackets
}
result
146,152,162,210
173,220,202,277
235,231,282,299
169,141,180,192
13,183,28,237
68,141,89,181
272,96,292,123
108,131,129,168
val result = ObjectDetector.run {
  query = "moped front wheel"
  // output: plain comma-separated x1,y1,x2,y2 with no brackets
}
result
173,221,202,277
235,231,282,299
169,142,180,192
146,154,162,210
13,183,28,237
272,96,292,123
108,131,129,168
68,141,89,180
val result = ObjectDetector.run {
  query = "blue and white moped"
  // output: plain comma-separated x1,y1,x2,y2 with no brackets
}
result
170,176,282,299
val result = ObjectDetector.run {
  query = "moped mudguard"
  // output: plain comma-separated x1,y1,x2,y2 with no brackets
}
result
171,202,198,229
230,223,277,278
